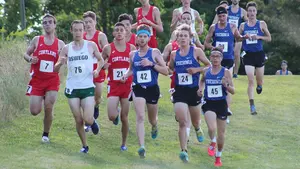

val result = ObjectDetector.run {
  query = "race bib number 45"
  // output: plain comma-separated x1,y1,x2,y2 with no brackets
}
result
178,73,193,85
207,85,222,98
137,70,151,83
113,68,127,81
40,60,54,73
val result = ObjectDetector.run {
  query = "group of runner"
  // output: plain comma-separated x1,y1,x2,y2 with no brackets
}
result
23,0,272,167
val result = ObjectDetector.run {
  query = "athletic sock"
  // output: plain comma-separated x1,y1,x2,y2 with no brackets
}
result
249,99,254,106
211,136,216,143
216,151,222,157
186,128,191,137
42,132,49,137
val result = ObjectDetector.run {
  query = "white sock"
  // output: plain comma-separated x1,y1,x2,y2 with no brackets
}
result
211,137,216,143
186,128,191,137
216,151,222,157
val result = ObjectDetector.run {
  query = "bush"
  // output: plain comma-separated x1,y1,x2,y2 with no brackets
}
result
0,40,30,121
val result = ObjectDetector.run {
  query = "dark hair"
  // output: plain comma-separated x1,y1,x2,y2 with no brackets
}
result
71,20,84,29
246,1,257,10
83,11,96,21
114,22,125,28
43,13,57,24
181,11,192,18
211,46,224,57
219,0,229,5
137,24,151,32
118,13,133,24
281,60,288,65
216,6,228,15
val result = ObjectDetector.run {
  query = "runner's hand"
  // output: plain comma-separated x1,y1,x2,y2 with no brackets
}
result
93,70,100,78
30,56,39,64
141,58,153,67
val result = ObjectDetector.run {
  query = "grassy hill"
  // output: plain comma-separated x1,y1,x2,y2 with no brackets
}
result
0,73,300,169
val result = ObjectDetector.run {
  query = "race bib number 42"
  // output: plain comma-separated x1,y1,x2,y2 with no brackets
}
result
207,85,222,98
113,68,127,80
40,60,54,73
216,41,228,53
178,73,193,85
137,70,151,83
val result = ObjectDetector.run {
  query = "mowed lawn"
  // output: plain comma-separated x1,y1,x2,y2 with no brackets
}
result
0,75,299,169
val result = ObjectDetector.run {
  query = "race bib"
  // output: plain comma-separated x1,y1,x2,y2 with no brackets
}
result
39,60,54,73
137,70,151,83
246,34,258,44
113,68,127,81
71,64,86,77
149,26,154,36
178,73,193,85
207,85,222,98
216,41,228,52
229,19,239,28
65,88,73,95
107,85,110,94
26,85,32,94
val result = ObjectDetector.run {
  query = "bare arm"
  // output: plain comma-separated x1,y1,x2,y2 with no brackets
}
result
198,71,206,97
162,43,172,62
98,32,108,50
169,31,177,43
168,51,176,71
241,8,248,21
288,71,293,75
92,42,104,73
186,48,211,74
101,44,111,61
275,70,280,75
170,9,180,32
204,24,215,50
193,33,205,50
152,49,168,75
131,8,139,30
260,21,272,42
194,11,204,35
123,51,135,80
24,36,38,62
152,7,163,32
223,69,235,94
232,24,248,42
54,45,68,72
58,40,66,82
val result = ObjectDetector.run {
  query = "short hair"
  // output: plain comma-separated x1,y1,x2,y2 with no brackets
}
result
219,0,229,5
83,11,96,21
282,60,288,65
176,24,193,37
211,47,224,57
42,13,56,24
137,24,151,33
181,11,192,18
71,20,84,29
118,13,133,24
114,22,125,28
246,1,257,10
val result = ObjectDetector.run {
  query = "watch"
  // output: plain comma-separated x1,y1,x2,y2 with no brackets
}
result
29,57,33,62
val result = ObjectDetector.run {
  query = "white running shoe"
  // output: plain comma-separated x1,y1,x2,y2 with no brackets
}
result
226,117,230,124
41,136,50,143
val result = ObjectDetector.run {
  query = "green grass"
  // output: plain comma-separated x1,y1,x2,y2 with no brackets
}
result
0,74,300,169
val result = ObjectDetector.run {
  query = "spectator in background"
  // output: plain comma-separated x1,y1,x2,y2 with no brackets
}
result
275,60,292,75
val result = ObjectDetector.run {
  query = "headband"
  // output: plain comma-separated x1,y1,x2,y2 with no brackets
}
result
137,30,151,37
211,50,223,57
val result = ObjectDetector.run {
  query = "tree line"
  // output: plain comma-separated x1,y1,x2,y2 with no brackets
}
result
0,0,299,74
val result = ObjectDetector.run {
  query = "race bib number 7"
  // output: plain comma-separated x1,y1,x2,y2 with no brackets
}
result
40,60,54,73
207,85,222,98
137,70,151,83
178,73,193,85
113,68,127,81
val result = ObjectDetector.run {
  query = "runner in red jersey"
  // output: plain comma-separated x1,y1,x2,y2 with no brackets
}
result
133,0,163,48
23,14,65,143
118,13,136,46
83,11,108,125
102,22,136,151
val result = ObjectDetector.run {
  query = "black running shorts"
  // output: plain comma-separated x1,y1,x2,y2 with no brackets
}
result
132,84,160,104
173,86,201,106
202,99,228,120
243,51,265,68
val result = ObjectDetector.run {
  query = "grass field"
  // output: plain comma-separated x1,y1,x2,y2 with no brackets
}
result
0,74,300,169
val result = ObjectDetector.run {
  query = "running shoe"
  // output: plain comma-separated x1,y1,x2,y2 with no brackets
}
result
91,121,99,135
256,85,263,94
208,142,216,157
84,125,91,132
227,108,233,116
233,74,238,78
196,128,204,142
41,136,50,143
120,145,128,151
179,151,189,163
138,147,146,158
226,117,230,124
80,146,89,153
214,156,222,167
113,115,119,125
250,105,257,115
151,125,158,139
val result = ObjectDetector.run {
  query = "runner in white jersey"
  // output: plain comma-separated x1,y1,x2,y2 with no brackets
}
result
54,20,104,153
171,0,204,35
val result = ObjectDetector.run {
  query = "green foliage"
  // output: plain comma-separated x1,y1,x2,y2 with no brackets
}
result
55,12,78,43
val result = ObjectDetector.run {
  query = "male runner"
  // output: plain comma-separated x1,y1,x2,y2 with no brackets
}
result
24,14,65,143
